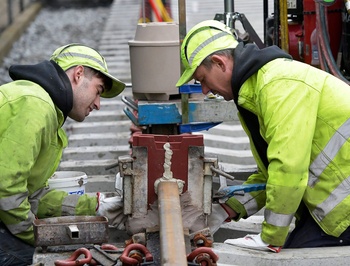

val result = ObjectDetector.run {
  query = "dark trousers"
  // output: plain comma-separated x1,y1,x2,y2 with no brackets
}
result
284,210,350,248
0,222,34,266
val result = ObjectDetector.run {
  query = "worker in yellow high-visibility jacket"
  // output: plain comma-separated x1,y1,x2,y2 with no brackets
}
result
177,20,350,252
0,44,126,265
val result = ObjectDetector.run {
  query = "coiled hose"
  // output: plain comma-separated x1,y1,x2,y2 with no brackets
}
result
315,1,350,84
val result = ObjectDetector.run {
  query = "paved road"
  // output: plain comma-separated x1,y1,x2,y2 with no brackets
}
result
58,0,275,191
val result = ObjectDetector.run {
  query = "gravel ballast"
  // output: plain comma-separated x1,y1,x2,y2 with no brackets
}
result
0,5,111,85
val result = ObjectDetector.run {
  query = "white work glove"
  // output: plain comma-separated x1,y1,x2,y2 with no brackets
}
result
207,204,231,234
224,233,282,253
96,192,126,230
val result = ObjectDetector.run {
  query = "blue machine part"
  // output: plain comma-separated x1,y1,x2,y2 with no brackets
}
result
179,122,222,133
178,83,203,94
213,183,266,199
123,84,235,133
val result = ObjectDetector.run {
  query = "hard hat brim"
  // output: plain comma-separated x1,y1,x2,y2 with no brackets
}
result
176,67,196,87
100,71,125,98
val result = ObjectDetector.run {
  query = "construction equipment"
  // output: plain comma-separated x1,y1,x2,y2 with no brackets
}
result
212,0,350,83
33,1,350,265
117,1,350,265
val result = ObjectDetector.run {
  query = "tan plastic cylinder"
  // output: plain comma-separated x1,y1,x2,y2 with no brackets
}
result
128,22,180,101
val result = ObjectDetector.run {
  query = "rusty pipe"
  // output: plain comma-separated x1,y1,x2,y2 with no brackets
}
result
158,181,187,265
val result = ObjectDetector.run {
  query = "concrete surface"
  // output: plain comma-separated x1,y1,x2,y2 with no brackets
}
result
213,243,350,266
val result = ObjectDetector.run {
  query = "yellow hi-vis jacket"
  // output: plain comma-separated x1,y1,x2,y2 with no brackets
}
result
0,79,97,245
225,58,350,246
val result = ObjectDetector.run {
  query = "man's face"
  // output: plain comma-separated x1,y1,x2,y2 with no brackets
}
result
68,74,105,122
193,55,234,101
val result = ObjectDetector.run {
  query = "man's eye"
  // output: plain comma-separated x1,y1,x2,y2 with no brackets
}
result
98,86,104,95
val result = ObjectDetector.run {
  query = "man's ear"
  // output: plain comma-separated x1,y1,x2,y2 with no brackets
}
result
71,65,84,85
211,55,226,71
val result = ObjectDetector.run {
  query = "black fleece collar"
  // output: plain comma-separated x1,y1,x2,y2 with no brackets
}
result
9,60,73,120
230,43,292,168
231,43,292,104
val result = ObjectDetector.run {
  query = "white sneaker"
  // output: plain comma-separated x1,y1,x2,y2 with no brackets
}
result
224,234,282,253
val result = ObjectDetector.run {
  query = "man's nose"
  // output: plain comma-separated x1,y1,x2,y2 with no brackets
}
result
94,96,101,110
201,83,210,94
201,84,210,94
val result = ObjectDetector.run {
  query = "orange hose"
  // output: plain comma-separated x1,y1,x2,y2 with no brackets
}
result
149,0,163,22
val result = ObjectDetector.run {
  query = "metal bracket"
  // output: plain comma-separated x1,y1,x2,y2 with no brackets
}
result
118,155,134,215
203,158,218,215
214,12,265,48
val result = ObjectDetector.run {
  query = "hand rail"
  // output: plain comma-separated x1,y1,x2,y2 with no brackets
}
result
0,0,38,34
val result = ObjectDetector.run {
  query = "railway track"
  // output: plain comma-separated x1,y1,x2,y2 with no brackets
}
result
0,0,268,191
56,0,261,193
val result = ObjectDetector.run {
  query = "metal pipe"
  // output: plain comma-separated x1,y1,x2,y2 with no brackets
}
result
178,0,189,124
263,0,268,45
178,0,187,51
158,181,187,265
210,165,235,181
279,0,289,52
224,0,235,29
142,0,146,23
316,2,350,84
224,0,234,12
273,0,279,46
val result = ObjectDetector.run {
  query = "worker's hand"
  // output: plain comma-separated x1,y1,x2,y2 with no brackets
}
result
224,233,282,253
96,192,126,230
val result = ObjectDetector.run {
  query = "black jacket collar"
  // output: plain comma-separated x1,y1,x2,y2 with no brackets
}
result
231,43,292,168
9,60,73,120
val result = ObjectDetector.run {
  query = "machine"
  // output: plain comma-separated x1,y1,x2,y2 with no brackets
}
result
254,0,349,82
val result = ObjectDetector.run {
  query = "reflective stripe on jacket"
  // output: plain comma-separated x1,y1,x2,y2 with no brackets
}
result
0,81,97,245
225,58,350,246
